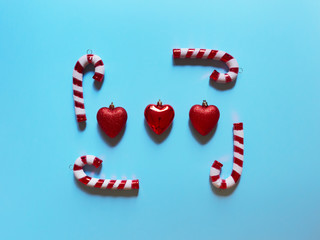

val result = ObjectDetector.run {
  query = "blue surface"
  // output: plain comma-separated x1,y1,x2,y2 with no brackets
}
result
1,0,320,239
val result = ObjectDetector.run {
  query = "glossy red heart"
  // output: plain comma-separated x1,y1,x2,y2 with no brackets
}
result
144,100,175,135
189,101,220,136
97,103,127,138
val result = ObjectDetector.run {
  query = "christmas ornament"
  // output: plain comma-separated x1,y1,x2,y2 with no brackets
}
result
173,48,239,83
144,100,175,135
97,102,127,138
210,123,244,189
73,51,105,122
189,100,220,136
73,155,139,190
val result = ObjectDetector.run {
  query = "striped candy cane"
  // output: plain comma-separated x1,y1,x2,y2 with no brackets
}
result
73,155,139,190
210,123,244,189
173,48,239,83
73,53,105,122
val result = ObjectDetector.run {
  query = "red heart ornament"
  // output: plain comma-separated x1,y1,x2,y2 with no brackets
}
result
189,100,220,136
144,100,175,135
97,103,127,138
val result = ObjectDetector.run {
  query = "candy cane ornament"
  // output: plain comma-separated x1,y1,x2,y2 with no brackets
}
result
210,123,244,189
173,48,239,83
73,155,139,190
73,53,105,122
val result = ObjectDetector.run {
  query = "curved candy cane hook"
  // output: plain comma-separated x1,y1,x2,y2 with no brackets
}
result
73,53,105,122
173,48,239,83
210,123,244,189
73,155,139,190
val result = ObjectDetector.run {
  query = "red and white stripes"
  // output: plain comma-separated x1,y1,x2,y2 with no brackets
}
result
210,123,244,189
73,155,139,190
73,54,105,122
173,48,239,83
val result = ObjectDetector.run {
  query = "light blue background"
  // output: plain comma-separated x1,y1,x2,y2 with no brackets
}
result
1,0,319,239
